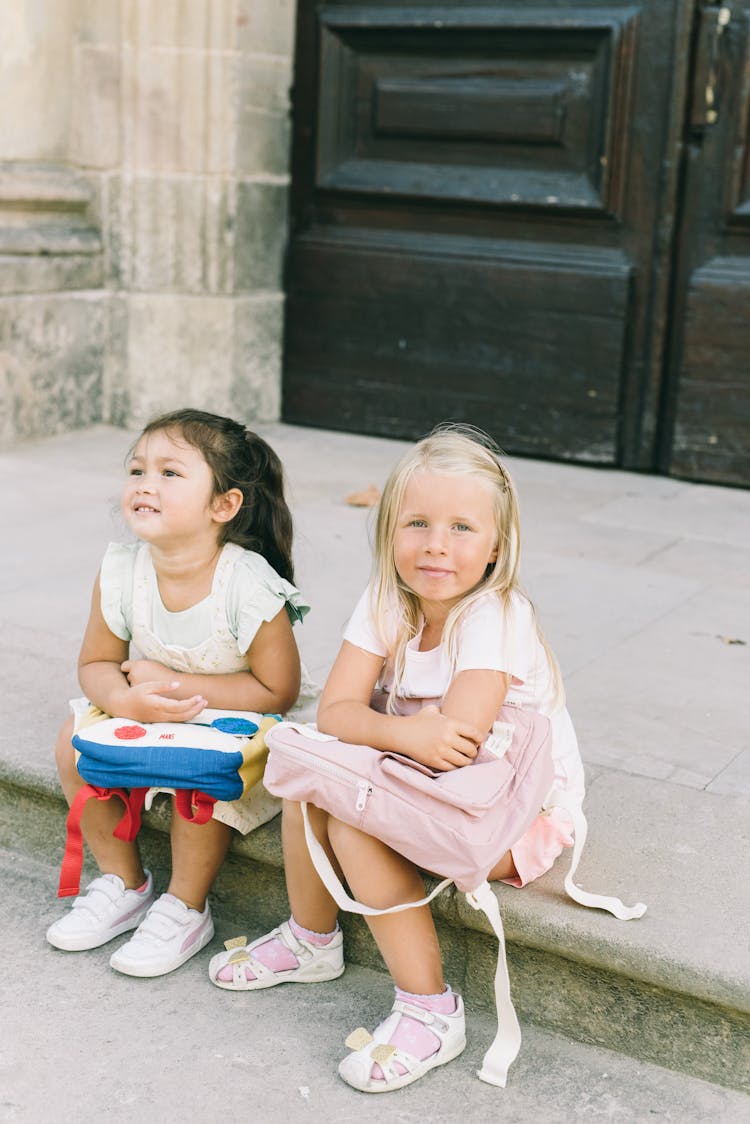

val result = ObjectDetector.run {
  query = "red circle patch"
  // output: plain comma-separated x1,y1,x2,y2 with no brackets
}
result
114,724,148,740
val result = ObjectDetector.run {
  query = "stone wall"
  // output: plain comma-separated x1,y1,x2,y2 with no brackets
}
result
0,0,296,443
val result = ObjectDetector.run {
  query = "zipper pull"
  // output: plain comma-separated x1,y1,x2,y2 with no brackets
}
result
355,781,370,811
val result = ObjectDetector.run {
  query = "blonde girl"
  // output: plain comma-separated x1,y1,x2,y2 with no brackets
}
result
209,424,584,1091
47,409,308,977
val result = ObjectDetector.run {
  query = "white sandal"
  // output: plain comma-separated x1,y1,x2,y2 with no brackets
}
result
338,996,466,1093
208,920,344,991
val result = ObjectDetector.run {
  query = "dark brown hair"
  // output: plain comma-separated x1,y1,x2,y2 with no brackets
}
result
138,408,294,581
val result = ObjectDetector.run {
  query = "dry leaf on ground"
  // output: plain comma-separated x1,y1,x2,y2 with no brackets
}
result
345,484,381,507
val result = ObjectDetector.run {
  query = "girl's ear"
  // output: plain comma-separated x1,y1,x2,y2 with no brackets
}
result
211,487,244,524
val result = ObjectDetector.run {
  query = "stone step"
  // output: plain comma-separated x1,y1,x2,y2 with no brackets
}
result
5,845,749,1124
3,759,748,1096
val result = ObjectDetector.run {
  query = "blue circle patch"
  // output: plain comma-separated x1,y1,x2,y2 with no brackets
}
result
211,716,259,736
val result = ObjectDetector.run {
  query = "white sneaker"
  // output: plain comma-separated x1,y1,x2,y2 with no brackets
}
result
109,893,214,977
46,872,155,952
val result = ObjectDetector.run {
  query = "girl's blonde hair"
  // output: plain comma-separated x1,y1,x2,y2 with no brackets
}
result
371,423,564,710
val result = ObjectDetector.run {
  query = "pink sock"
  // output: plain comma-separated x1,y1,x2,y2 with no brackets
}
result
371,986,458,1081
216,916,337,983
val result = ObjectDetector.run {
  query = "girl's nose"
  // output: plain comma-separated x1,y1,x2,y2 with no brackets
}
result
425,528,448,554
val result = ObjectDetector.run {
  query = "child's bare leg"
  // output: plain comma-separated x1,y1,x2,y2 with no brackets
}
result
282,799,340,932
167,812,233,911
488,850,517,881
47,716,154,952
327,818,465,1091
208,799,343,990
327,817,444,994
54,716,145,888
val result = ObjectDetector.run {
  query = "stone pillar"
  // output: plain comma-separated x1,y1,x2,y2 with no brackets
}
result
71,0,298,430
0,0,107,443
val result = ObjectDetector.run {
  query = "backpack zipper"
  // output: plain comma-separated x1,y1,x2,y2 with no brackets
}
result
276,742,373,812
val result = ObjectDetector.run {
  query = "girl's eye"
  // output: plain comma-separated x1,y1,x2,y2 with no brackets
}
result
128,467,143,476
454,523,472,533
162,469,179,477
408,519,427,528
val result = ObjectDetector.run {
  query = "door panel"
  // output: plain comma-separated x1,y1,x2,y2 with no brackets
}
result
283,1,692,468
664,2,750,484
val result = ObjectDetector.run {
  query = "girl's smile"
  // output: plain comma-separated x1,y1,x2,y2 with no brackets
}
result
122,430,218,544
393,471,498,615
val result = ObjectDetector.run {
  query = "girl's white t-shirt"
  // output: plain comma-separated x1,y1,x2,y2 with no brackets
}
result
100,541,308,655
344,586,585,802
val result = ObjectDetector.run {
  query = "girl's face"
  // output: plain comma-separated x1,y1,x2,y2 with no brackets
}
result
393,470,498,618
122,428,220,546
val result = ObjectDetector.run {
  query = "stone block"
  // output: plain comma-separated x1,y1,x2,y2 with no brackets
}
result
0,2,74,161
76,0,123,46
236,108,291,178
237,56,292,176
0,251,102,295
231,294,283,422
121,45,236,174
101,294,130,426
234,179,288,292
122,0,236,51
69,44,122,169
125,293,234,426
110,175,233,293
0,294,107,443
237,0,297,58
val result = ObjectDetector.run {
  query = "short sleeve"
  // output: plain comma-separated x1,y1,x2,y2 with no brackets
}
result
228,551,310,655
454,591,536,684
343,587,388,657
99,542,138,641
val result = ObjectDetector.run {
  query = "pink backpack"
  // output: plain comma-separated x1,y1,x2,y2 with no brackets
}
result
264,707,646,1088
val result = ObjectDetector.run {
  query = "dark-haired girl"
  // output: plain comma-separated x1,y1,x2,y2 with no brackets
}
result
47,409,308,976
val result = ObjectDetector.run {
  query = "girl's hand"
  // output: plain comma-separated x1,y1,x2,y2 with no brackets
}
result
117,679,207,724
399,705,482,771
121,658,173,686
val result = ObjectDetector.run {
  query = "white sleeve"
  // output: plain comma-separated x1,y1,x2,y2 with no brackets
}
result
99,542,137,641
454,592,536,685
343,588,388,657
228,551,310,655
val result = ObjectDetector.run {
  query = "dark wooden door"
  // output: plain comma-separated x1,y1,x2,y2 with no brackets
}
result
281,2,697,471
660,2,750,485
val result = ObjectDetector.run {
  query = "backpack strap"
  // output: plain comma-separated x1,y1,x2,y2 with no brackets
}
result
173,789,216,825
547,788,647,920
464,881,522,1086
300,803,521,1086
58,784,146,898
299,801,452,915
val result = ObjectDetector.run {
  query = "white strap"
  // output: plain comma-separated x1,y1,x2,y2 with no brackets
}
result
465,881,522,1087
548,789,647,921
300,802,453,914
300,804,522,1088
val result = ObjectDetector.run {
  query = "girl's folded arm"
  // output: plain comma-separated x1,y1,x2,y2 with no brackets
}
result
440,669,509,741
317,642,487,770
317,641,401,749
124,607,301,714
77,575,206,723
78,574,135,715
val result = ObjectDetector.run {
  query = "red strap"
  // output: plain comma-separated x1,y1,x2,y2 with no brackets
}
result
57,785,143,899
174,789,216,825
